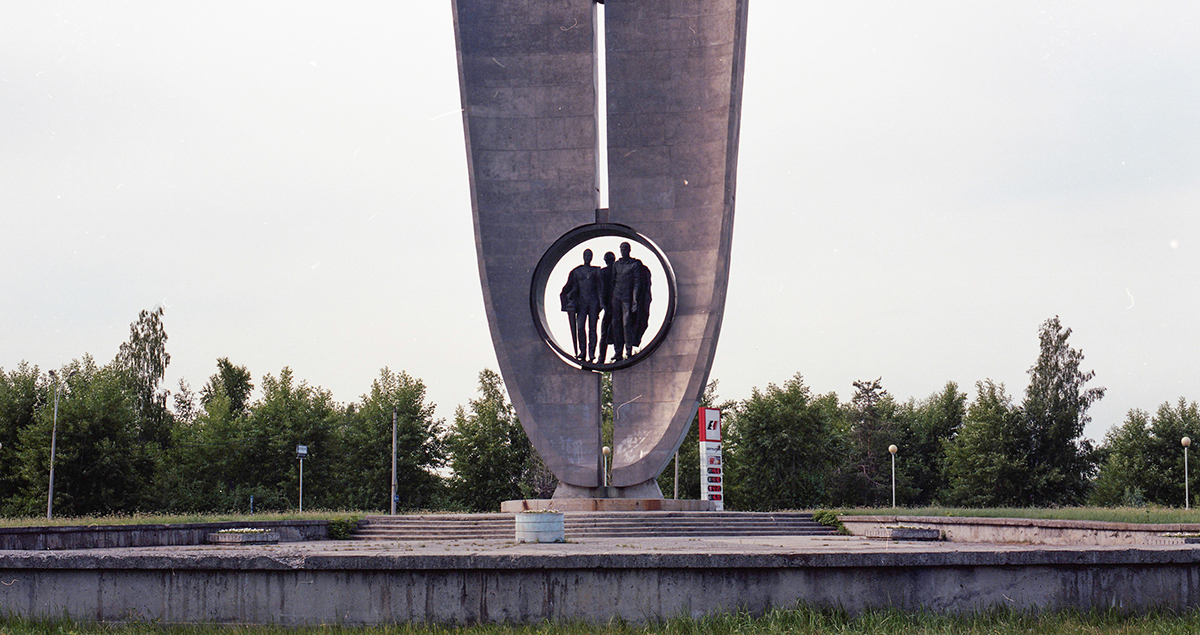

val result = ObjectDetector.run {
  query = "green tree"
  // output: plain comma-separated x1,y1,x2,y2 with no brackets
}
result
200,357,254,419
165,367,343,513
241,368,341,510
156,359,258,513
657,380,721,500
1143,400,1200,506
1091,400,1199,507
724,374,841,511
114,307,172,447
830,378,902,506
1020,316,1105,505
942,380,1029,507
0,363,44,512
14,358,160,516
446,370,533,511
172,378,198,425
1090,409,1153,506
336,368,445,511
896,382,966,505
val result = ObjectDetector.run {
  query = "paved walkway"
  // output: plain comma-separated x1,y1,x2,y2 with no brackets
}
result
79,533,1200,560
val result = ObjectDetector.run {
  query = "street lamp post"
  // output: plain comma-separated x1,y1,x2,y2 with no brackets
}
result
47,369,76,520
602,446,611,488
391,407,398,516
674,450,679,500
1184,437,1191,510
888,444,899,509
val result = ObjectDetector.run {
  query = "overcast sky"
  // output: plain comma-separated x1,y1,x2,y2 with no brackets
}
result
3,2,1199,444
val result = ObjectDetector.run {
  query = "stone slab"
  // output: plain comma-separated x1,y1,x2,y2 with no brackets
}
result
863,526,941,541
206,531,281,545
0,520,328,551
841,515,1200,546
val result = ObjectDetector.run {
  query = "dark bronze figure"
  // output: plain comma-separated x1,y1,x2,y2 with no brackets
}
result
559,273,579,358
597,251,617,364
610,242,651,361
561,249,602,362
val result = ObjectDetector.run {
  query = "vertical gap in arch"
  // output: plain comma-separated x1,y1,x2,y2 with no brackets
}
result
594,1,609,212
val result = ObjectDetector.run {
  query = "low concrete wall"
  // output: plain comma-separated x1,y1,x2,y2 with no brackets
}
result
2,547,1200,623
0,520,328,551
841,515,1200,546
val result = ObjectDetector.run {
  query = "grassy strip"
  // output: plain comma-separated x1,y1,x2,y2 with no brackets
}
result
2,607,1199,634
836,505,1200,525
9,506,1200,529
0,510,363,529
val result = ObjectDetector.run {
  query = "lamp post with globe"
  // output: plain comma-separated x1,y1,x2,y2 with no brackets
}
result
888,444,898,509
1184,437,1192,510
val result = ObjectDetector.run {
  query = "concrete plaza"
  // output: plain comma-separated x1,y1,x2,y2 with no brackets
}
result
3,532,1200,624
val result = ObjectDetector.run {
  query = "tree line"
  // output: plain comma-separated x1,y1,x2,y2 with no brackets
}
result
0,309,1193,516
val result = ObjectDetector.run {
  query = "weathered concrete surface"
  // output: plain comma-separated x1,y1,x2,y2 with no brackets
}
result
454,0,751,496
452,0,604,488
206,531,280,545
0,520,328,551
3,536,1200,624
606,0,750,489
863,526,941,541
842,515,1200,546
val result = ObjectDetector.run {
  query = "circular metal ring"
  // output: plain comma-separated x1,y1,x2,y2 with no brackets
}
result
530,223,677,371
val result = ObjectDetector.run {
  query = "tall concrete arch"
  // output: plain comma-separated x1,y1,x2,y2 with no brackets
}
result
451,0,748,498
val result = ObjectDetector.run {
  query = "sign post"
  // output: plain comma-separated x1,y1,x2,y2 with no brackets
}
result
698,407,723,511
296,445,309,512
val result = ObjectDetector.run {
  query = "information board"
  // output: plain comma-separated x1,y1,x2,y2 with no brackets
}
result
699,407,723,510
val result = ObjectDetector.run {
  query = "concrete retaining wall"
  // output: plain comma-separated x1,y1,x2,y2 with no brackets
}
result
2,547,1200,623
840,515,1200,546
0,521,328,551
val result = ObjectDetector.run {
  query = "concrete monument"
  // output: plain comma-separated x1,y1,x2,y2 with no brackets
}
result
452,0,748,501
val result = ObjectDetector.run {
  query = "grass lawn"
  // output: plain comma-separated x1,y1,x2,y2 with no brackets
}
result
8,506,1200,530
835,505,1200,525
3,608,1199,635
0,510,363,529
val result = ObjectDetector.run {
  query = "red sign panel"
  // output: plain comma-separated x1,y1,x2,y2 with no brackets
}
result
699,407,724,511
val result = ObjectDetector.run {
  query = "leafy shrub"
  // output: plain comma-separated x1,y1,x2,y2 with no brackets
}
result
811,509,849,535
326,517,360,540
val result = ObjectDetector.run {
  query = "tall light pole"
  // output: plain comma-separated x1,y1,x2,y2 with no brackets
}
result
390,407,397,516
1184,437,1191,510
602,446,611,488
47,369,76,520
673,450,679,500
888,444,899,509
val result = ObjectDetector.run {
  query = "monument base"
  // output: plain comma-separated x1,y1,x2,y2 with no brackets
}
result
552,479,665,500
500,498,716,512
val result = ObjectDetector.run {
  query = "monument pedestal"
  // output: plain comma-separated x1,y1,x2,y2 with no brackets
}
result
501,498,715,513
502,475,716,511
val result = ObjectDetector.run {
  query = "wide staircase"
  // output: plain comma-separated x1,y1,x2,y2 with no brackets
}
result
351,511,836,541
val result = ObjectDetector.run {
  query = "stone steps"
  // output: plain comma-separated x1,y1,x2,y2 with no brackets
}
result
352,511,836,541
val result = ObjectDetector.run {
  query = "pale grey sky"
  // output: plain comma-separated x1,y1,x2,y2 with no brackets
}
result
3,2,1199,443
